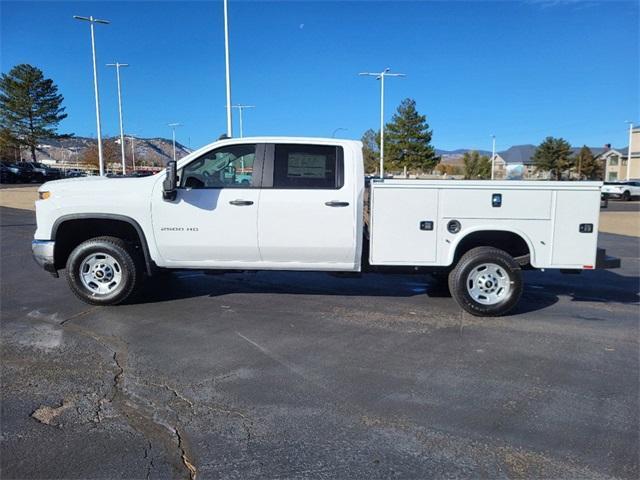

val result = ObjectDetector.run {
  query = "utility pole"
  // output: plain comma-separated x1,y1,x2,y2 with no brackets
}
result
359,68,406,178
168,123,181,161
491,135,496,180
74,15,110,176
106,62,129,174
626,121,634,180
232,104,255,138
223,0,233,137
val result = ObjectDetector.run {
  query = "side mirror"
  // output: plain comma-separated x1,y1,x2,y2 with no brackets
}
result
163,160,177,201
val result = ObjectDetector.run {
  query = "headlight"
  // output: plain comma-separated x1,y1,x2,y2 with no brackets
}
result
38,191,51,200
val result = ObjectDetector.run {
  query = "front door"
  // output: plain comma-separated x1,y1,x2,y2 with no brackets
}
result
257,143,358,269
151,143,261,266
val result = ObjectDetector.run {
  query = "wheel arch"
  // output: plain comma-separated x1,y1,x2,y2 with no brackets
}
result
52,213,154,275
448,227,535,267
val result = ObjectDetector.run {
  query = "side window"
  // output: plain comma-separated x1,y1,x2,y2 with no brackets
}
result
180,144,256,188
273,144,343,189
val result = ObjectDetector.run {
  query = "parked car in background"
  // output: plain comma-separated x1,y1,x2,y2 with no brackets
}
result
602,181,640,201
64,169,87,178
129,170,155,177
1,162,21,183
20,162,62,182
0,162,34,183
1,162,18,184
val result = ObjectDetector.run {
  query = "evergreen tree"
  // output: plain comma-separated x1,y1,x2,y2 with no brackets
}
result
385,98,438,173
462,150,492,179
575,145,603,180
0,64,68,160
361,128,380,174
532,136,574,180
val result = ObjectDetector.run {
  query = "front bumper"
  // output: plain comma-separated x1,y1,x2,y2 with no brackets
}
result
32,240,58,277
596,248,621,270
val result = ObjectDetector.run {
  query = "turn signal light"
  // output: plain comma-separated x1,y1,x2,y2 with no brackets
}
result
38,191,51,200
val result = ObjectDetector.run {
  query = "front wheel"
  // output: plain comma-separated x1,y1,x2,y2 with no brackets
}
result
622,190,631,201
448,247,523,316
66,236,141,305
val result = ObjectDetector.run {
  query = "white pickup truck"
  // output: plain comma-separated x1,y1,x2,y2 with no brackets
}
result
32,137,619,316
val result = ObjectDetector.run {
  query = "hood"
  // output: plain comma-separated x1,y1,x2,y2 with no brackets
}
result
39,176,106,189
38,174,157,193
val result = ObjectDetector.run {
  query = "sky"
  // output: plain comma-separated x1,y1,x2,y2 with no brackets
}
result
1,0,639,152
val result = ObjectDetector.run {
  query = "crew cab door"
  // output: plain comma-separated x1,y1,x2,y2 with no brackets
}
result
151,143,262,266
257,143,358,269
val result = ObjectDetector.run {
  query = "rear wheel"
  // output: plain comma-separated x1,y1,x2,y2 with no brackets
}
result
448,247,523,316
622,190,631,201
66,236,141,305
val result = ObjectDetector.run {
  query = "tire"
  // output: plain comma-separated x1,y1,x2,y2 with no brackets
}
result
622,190,631,201
66,236,141,305
448,247,523,317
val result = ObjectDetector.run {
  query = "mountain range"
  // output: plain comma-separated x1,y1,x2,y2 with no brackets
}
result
30,136,191,166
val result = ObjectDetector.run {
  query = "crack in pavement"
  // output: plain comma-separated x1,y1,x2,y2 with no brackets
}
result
144,441,154,480
60,320,199,480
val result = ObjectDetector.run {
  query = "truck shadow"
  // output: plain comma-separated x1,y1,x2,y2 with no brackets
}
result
131,269,639,315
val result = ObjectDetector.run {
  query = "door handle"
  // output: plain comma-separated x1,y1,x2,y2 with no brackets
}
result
229,199,254,206
325,201,350,207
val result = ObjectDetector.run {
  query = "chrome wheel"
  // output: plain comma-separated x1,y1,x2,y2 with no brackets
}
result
79,253,122,295
466,262,511,305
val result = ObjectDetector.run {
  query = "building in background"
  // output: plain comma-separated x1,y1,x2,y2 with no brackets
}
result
597,127,640,181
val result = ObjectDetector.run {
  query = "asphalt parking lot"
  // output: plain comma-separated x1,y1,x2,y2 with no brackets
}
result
1,205,639,479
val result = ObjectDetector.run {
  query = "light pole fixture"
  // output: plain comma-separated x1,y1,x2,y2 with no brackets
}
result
332,127,348,138
491,135,496,180
168,123,182,161
74,15,110,176
223,0,233,138
359,68,406,178
231,104,255,138
106,62,129,174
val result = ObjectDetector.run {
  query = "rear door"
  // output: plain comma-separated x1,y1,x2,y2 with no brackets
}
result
257,143,358,269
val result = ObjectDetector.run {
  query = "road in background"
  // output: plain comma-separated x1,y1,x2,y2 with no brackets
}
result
1,206,638,478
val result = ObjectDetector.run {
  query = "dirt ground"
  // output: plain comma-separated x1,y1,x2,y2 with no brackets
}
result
0,186,39,211
599,211,640,237
2,185,637,237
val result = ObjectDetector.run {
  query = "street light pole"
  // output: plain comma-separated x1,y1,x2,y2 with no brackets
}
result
223,0,233,137
332,127,348,138
359,68,406,178
626,121,634,180
232,105,255,138
74,15,110,176
129,135,137,171
491,135,496,180
168,123,182,161
106,62,129,174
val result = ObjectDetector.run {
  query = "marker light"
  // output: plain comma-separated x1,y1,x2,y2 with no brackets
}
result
38,191,51,200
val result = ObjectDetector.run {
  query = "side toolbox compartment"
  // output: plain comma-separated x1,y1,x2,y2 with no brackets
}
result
369,185,439,265
551,189,601,268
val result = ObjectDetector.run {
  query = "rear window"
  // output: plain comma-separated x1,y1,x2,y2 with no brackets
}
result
273,144,343,189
